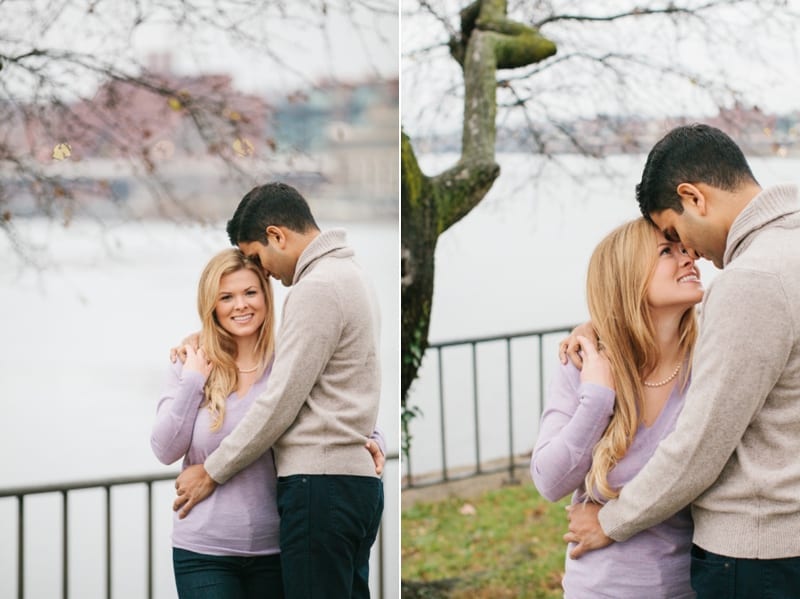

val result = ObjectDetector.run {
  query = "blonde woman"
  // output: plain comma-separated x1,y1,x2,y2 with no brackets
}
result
151,249,285,598
530,218,703,598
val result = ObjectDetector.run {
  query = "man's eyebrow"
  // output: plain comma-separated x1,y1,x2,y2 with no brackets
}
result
663,228,680,242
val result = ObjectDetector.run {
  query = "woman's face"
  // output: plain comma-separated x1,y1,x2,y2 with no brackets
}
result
213,269,268,340
646,230,704,311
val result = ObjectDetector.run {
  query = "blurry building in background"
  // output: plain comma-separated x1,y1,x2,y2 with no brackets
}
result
270,77,399,220
419,105,800,157
2,53,398,222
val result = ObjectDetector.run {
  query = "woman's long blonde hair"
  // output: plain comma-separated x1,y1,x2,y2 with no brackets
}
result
196,249,275,431
584,218,697,501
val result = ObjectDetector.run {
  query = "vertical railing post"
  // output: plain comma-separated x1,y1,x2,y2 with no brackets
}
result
147,482,153,599
105,486,112,599
17,496,24,599
471,343,481,475
437,347,448,481
505,338,518,485
62,490,69,599
378,523,384,599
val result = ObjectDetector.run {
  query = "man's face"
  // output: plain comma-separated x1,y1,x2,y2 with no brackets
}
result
650,206,726,269
238,239,294,287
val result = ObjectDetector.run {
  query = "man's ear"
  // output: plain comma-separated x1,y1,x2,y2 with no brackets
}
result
676,182,708,216
265,225,286,248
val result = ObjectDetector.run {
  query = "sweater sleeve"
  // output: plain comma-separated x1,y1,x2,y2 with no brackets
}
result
599,269,793,541
150,361,207,465
204,279,343,484
370,425,387,456
530,361,616,501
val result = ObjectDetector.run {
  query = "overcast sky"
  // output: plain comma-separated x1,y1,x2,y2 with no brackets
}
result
1,1,398,101
131,6,399,93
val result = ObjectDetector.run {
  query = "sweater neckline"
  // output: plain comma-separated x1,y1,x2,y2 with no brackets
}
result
724,184,799,267
292,229,351,285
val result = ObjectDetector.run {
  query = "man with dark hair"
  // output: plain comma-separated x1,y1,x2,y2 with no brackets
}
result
174,182,384,598
565,124,800,598
635,124,759,229
228,182,320,245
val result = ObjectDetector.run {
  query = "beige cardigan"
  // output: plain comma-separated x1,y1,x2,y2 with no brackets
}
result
205,229,381,481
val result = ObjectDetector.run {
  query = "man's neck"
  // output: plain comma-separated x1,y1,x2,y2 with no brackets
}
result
718,182,762,234
288,228,321,261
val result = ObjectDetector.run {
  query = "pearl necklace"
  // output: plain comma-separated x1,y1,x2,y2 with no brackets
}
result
237,362,260,374
642,362,681,387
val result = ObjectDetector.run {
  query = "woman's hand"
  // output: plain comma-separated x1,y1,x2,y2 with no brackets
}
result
182,344,212,378
575,335,614,391
558,321,597,368
170,332,201,363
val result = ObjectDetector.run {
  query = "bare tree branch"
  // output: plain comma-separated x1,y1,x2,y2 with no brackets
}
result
534,0,750,27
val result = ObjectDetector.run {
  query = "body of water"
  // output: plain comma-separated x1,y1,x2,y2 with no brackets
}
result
0,216,399,598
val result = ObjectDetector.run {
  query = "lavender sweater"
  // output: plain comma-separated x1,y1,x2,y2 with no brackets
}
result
531,362,694,599
151,361,280,556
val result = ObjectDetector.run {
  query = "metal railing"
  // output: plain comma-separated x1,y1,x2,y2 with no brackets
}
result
403,326,575,489
1,454,398,599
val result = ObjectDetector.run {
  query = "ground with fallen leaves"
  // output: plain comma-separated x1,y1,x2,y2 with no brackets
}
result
401,483,571,598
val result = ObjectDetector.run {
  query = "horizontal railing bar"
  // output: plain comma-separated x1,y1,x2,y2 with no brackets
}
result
428,325,575,349
0,472,180,498
1,454,400,498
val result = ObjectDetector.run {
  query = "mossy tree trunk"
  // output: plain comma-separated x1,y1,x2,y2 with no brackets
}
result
401,0,556,447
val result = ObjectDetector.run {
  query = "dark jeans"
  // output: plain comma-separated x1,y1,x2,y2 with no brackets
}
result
172,547,284,599
691,544,800,599
277,474,384,598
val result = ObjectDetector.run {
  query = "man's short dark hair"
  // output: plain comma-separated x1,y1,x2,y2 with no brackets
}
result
636,123,758,222
226,182,320,245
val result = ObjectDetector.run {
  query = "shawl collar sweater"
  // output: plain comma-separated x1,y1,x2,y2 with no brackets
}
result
205,229,381,481
599,184,800,558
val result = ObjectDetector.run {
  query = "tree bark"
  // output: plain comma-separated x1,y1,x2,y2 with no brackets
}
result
401,0,556,414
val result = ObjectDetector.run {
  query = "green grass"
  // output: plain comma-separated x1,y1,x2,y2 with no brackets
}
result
401,482,571,598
